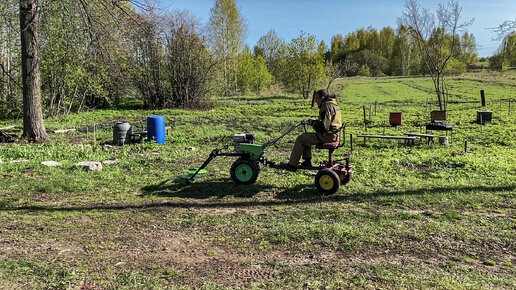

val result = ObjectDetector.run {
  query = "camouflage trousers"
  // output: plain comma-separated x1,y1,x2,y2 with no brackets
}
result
288,132,337,167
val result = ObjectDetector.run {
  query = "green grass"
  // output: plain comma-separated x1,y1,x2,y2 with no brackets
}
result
0,72,515,288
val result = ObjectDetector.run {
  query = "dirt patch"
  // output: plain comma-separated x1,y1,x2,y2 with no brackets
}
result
195,207,267,216
1,201,514,287
404,164,431,171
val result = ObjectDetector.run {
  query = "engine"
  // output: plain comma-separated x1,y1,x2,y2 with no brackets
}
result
232,133,256,151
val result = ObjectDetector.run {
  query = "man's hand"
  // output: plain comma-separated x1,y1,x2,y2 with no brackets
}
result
307,118,317,126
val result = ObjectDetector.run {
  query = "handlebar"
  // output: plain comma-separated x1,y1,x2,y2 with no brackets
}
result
262,120,308,149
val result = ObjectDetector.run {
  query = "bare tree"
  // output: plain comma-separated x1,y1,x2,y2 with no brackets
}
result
400,0,473,111
325,60,358,90
164,11,216,109
129,7,167,109
491,18,516,71
492,18,516,40
256,30,286,78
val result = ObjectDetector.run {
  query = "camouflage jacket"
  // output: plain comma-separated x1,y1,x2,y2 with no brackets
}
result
312,97,342,141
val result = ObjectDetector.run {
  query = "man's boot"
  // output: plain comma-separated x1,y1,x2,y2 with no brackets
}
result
279,162,297,172
300,159,312,166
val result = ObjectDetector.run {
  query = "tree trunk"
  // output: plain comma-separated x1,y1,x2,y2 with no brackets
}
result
435,72,444,111
501,38,507,71
20,0,48,141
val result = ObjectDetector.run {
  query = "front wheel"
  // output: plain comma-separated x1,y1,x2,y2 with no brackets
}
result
315,169,340,195
230,158,260,185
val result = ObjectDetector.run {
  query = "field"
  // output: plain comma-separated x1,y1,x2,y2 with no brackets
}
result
0,72,515,289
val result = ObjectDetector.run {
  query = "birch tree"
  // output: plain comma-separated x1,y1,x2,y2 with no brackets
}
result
207,0,246,96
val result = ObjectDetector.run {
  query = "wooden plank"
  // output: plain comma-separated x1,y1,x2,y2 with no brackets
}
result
0,125,16,131
357,134,415,140
52,129,76,134
405,133,439,138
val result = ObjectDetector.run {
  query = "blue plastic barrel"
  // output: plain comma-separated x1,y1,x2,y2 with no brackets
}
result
147,115,166,144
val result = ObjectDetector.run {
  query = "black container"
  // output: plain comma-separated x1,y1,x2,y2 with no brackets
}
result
476,110,492,124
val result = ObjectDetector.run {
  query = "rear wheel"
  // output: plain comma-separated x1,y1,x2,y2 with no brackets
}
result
336,170,353,185
315,169,340,195
230,158,260,185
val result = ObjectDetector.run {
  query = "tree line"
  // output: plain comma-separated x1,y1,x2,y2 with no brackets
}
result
0,0,514,128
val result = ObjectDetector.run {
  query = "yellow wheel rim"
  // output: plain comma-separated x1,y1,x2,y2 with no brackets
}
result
319,175,334,190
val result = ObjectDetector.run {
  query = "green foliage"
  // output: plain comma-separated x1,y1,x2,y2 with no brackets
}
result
164,11,214,109
280,32,325,97
0,0,22,119
358,64,371,77
489,53,505,70
38,0,133,114
459,32,478,64
444,57,467,75
504,33,516,67
256,29,287,80
349,49,389,76
237,47,273,94
207,0,247,96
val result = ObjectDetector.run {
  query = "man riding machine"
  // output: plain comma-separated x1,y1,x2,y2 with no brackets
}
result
180,89,352,195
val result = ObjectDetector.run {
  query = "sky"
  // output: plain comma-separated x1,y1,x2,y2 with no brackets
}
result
160,0,516,57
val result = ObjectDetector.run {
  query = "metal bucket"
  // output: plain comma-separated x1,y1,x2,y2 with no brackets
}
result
113,122,132,145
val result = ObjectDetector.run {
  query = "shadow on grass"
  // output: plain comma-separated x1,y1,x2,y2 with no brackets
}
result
140,178,273,199
0,184,513,212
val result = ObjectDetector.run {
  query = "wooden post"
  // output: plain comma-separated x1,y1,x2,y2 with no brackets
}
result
464,140,467,153
374,101,377,116
480,90,485,107
350,134,353,152
369,104,372,121
509,99,512,115
363,105,367,131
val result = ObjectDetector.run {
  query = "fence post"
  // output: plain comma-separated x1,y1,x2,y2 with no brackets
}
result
350,134,353,152
363,105,367,131
480,90,485,107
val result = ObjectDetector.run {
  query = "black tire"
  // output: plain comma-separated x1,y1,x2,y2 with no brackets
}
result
315,168,340,195
230,158,260,185
337,170,353,185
